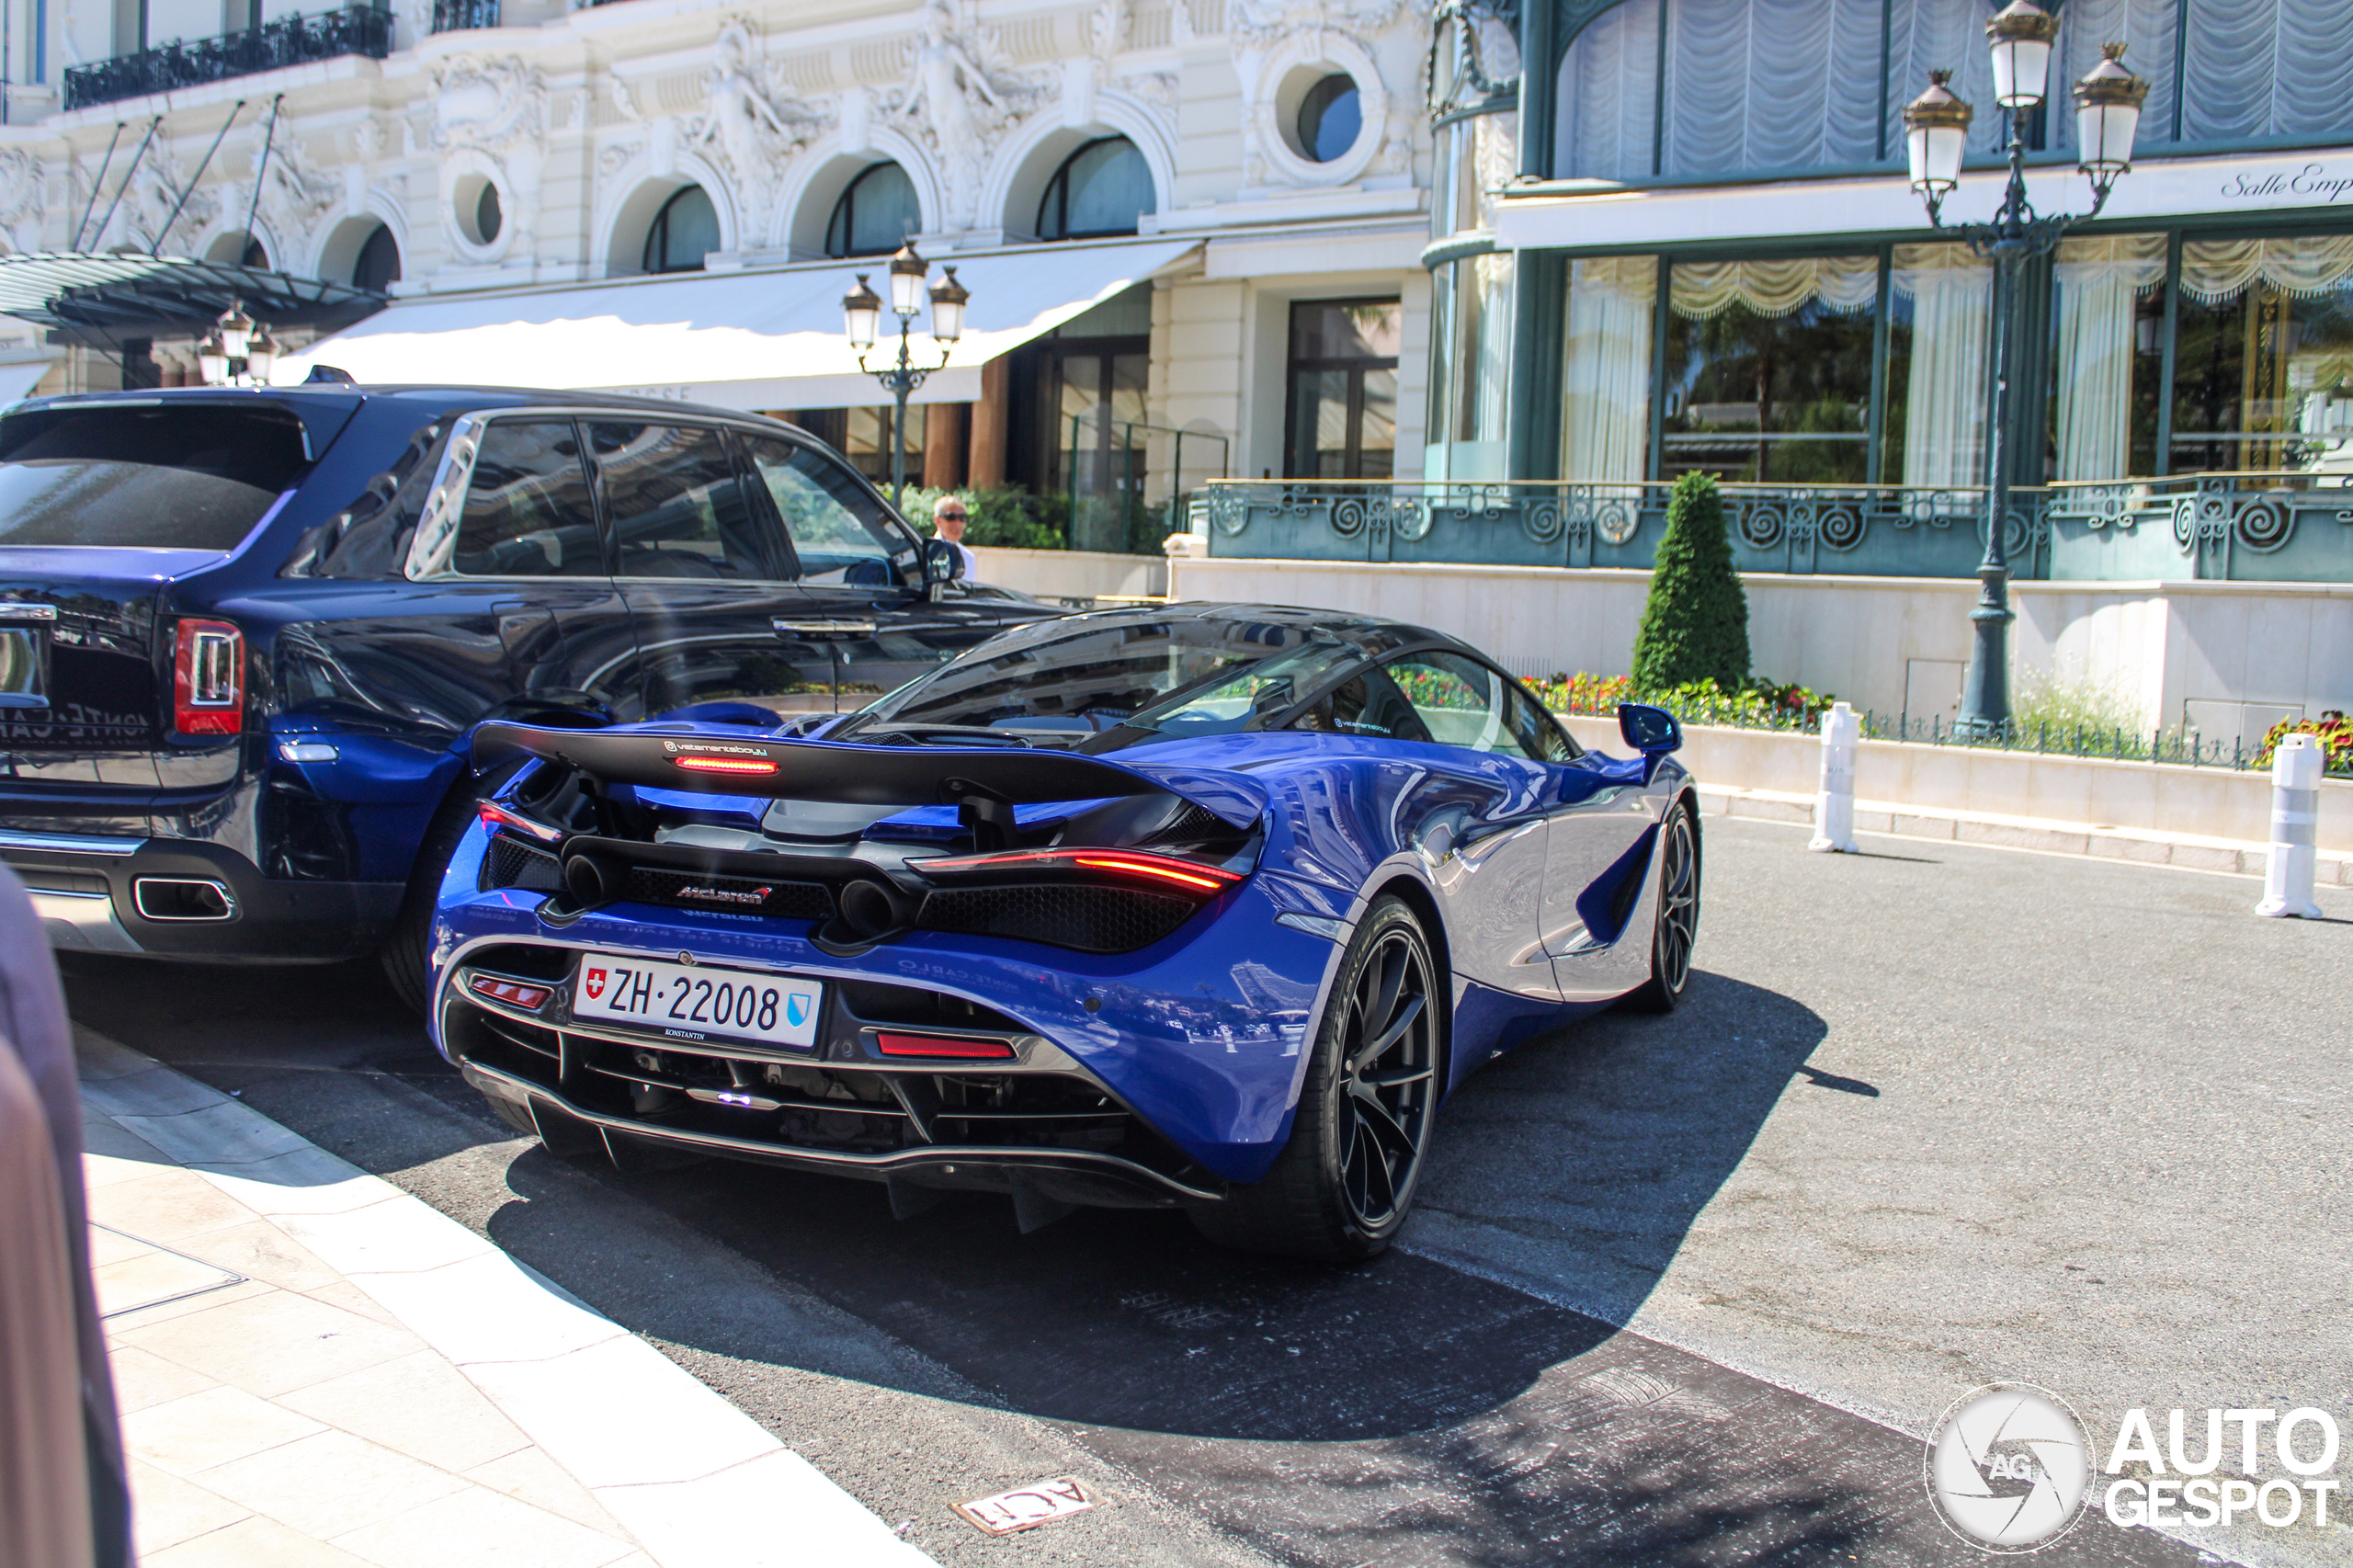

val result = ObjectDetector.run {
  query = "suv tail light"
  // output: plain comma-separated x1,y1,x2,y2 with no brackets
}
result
173,619,244,736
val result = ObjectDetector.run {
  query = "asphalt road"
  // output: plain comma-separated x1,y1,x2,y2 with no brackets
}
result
62,816,2350,1568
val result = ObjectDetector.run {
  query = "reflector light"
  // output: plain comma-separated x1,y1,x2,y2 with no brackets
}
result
477,801,563,843
172,619,244,736
874,1032,1017,1060
470,975,551,1009
673,755,779,776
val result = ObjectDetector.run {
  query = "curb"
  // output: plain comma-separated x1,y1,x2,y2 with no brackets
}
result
75,1032,938,1568
1693,783,2353,883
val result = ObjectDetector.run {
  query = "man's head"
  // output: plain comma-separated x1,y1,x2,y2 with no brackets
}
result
932,494,969,542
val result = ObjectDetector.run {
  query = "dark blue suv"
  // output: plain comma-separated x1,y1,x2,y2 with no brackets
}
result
0,386,1055,1006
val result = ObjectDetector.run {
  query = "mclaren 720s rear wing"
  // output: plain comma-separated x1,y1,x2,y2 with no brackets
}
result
469,722,1270,839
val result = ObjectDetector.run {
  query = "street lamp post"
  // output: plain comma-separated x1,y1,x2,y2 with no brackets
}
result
1903,3,2147,739
842,244,968,513
194,299,280,387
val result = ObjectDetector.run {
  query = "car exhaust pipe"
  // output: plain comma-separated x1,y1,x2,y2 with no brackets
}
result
563,852,611,906
131,878,237,922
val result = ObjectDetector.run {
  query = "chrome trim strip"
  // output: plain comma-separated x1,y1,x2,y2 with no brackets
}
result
0,827,146,856
130,877,240,922
28,888,142,953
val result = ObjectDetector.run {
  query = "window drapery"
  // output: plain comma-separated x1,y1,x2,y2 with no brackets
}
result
2178,0,2353,144
1658,0,1882,177
2179,235,2353,303
2051,0,2178,157
1560,256,1657,483
1556,0,1659,182
1667,256,1879,319
1891,244,1991,489
2052,234,2165,482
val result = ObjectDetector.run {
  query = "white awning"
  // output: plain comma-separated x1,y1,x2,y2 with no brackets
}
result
275,238,1199,411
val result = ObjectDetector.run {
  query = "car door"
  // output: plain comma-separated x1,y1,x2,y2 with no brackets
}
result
1530,693,1668,1003
590,420,817,720
428,415,640,722
1358,650,1563,1005
734,433,1023,710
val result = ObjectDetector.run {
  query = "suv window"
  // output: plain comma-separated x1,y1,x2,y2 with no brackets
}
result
738,436,902,585
449,419,604,578
589,423,772,581
0,403,310,551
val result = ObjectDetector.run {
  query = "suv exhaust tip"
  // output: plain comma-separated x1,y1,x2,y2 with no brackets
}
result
131,878,238,922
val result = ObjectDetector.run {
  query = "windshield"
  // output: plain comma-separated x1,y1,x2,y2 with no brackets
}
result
835,615,1365,753
0,403,311,551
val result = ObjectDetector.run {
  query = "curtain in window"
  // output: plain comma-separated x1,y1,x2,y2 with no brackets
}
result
1432,253,1518,480
1557,0,1659,180
1893,244,1992,489
1561,256,1657,483
2179,0,2353,143
2052,234,2166,481
1884,0,2001,166
1668,256,1879,318
2051,0,2178,154
2179,235,2353,302
1660,0,1881,176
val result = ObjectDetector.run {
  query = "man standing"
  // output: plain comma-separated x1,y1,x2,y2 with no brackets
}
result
932,494,981,581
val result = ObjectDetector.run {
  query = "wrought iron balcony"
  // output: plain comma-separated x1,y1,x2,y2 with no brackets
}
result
1195,472,2353,583
63,6,394,111
432,0,498,28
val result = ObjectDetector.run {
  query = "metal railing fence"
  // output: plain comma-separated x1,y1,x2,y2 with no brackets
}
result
63,6,395,110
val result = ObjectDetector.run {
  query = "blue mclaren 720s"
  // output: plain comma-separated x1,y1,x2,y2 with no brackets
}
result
430,603,1700,1261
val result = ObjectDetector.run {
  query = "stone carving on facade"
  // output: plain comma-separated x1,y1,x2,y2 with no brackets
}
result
689,19,830,235
889,0,1047,230
119,152,219,255
430,53,549,260
0,151,45,253
260,134,342,251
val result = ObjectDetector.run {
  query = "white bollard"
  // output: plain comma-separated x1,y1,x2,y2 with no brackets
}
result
1809,700,1860,854
2256,732,2324,918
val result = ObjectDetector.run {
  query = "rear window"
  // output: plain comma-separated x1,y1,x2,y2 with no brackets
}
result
0,403,311,550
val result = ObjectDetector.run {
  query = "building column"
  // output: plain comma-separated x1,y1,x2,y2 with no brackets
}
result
968,359,1009,490
925,402,967,490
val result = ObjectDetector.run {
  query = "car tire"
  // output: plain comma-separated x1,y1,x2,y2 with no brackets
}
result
380,765,510,1016
1626,798,1700,1014
1188,894,1443,1263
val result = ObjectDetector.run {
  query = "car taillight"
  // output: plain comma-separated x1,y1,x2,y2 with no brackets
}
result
874,1032,1017,1060
173,619,244,736
673,755,778,776
477,801,563,843
914,846,1243,898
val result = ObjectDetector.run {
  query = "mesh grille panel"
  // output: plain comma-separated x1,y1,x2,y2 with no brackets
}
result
917,883,1196,954
481,836,564,893
615,865,833,922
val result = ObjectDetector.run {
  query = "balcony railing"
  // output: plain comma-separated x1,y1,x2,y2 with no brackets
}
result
63,6,394,111
1195,472,2353,584
431,0,498,28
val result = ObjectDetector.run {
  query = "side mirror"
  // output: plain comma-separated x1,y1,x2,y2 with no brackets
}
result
923,537,964,585
1617,702,1681,756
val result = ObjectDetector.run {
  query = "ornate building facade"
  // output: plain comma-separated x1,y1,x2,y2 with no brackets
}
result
0,0,1440,536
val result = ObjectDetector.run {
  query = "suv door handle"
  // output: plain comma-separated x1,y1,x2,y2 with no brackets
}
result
773,619,878,637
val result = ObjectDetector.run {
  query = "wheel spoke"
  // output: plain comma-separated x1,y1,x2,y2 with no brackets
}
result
1350,1083,1417,1159
1369,940,1407,1038
1358,1119,1398,1215
1363,1063,1434,1088
1349,992,1425,1074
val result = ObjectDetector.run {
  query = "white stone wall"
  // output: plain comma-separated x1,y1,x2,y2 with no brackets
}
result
0,0,1437,478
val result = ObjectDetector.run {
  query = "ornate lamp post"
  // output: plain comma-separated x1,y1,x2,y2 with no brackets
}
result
194,300,279,386
1903,3,2147,739
842,244,968,511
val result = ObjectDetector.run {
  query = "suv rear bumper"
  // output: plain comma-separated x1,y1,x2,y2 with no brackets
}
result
3,829,404,961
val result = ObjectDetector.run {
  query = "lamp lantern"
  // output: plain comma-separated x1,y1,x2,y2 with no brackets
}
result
1903,72,1973,203
841,274,882,350
244,327,279,384
1984,0,2059,108
196,333,230,387
215,300,256,359
2073,43,2149,187
887,242,928,316
928,266,968,345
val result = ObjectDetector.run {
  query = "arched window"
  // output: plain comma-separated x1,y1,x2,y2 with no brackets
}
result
1296,76,1362,164
354,223,401,291
824,164,920,258
1036,137,1153,241
642,186,721,274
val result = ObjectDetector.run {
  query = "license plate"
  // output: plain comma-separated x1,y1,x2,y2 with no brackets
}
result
572,955,823,1050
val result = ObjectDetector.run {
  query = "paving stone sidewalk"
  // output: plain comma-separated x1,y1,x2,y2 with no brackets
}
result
74,1028,936,1568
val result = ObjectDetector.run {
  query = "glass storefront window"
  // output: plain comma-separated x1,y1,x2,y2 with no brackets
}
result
1559,256,1655,485
1432,109,1518,243
2170,235,2353,475
1426,252,1515,481
1285,301,1401,481
2049,233,2167,482
1661,256,1880,483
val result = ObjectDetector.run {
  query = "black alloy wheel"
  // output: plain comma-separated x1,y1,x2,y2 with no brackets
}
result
1630,800,1699,1012
1190,895,1441,1261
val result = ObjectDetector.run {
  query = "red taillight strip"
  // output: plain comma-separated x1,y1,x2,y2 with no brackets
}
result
915,847,1241,892
874,1032,1017,1060
477,801,563,843
674,755,779,776
172,619,244,737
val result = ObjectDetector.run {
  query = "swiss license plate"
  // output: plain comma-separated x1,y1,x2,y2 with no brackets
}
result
572,955,822,1050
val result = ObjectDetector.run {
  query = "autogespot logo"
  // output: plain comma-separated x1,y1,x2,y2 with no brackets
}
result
1926,1384,2093,1552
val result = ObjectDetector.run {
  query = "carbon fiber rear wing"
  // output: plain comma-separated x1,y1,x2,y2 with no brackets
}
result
470,722,1268,833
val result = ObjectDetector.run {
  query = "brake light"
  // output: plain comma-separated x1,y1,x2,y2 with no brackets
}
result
172,619,244,736
874,1032,1017,1060
477,801,563,843
674,755,779,776
916,847,1242,896
470,975,552,1010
